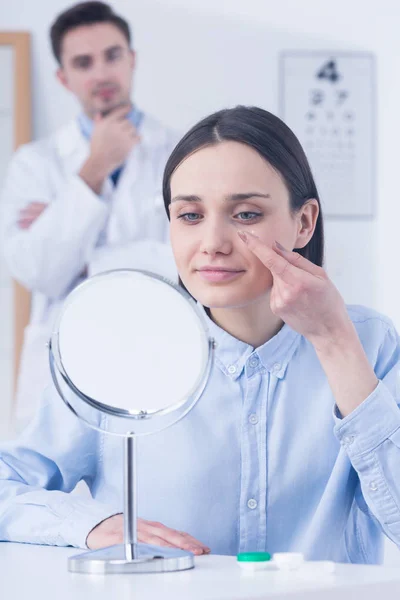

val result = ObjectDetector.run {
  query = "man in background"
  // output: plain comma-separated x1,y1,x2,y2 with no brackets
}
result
0,1,177,426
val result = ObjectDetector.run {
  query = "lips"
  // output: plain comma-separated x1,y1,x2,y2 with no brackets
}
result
96,87,117,99
196,267,245,283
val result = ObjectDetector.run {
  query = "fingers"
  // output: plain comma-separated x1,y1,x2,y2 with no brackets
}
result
121,125,140,142
116,119,141,145
19,202,47,213
18,219,35,229
172,530,211,554
19,208,46,219
237,231,295,283
119,123,140,145
18,202,48,229
150,523,210,555
237,231,325,283
138,520,210,555
86,516,211,555
137,533,176,549
106,103,132,122
119,118,138,132
116,123,140,147
274,241,325,278
93,104,131,123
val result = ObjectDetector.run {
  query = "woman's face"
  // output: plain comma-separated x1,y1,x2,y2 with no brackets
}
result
169,141,314,310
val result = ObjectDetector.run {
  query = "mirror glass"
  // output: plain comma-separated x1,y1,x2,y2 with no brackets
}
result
51,270,211,433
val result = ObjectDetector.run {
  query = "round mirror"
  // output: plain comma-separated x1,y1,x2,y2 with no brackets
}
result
49,270,214,574
50,270,213,436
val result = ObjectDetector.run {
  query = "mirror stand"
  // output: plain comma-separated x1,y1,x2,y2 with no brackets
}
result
68,434,195,574
49,270,213,576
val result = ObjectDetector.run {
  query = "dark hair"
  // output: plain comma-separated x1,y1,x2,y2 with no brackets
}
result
50,1,131,64
163,106,324,267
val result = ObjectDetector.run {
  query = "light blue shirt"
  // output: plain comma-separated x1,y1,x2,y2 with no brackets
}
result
1,304,400,562
77,105,143,140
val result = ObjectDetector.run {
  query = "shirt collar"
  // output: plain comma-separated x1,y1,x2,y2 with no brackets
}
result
200,306,301,381
77,105,143,140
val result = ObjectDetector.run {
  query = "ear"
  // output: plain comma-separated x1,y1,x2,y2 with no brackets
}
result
56,67,70,92
294,199,319,249
129,49,136,71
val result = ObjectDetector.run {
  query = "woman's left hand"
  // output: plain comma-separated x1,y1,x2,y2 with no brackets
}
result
238,230,379,416
238,231,352,350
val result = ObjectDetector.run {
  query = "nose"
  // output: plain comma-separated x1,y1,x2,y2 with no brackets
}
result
92,58,113,82
199,220,232,257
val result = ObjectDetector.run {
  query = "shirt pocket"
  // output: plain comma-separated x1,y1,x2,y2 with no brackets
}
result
388,427,400,448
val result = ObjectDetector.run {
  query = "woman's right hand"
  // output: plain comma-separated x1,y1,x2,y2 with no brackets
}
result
86,514,211,555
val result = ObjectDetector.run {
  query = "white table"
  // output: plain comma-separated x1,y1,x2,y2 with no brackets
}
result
2,542,400,600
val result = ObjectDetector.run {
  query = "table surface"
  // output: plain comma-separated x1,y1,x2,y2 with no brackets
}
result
2,542,400,600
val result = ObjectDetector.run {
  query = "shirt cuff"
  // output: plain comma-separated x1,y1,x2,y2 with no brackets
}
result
55,496,121,548
333,380,400,457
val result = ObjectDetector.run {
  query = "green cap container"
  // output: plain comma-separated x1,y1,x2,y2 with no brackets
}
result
237,552,271,562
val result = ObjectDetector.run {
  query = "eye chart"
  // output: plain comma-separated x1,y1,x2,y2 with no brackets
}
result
279,52,375,218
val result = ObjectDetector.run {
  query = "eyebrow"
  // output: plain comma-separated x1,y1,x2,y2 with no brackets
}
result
104,44,124,56
171,192,271,203
70,45,123,66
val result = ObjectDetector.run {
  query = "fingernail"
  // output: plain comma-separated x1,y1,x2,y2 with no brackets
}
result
237,231,248,244
275,240,288,252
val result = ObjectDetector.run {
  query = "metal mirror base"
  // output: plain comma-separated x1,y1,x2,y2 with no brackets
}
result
68,543,195,574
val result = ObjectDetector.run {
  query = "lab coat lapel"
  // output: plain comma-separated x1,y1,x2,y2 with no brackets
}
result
106,116,152,243
54,118,114,201
53,119,91,175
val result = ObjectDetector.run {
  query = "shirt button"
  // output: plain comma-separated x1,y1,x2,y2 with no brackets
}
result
247,499,258,510
249,414,259,425
228,365,237,374
343,435,355,446
249,356,259,368
369,481,378,492
273,363,281,373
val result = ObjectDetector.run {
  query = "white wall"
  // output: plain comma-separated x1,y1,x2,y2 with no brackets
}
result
3,0,399,312
0,0,399,563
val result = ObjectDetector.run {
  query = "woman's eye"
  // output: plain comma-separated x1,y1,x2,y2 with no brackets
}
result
235,211,262,221
177,213,202,222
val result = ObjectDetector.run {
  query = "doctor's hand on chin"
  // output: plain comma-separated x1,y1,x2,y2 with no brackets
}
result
86,514,211,555
79,103,141,195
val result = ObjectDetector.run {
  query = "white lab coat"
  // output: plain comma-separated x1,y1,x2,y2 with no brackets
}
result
0,113,179,423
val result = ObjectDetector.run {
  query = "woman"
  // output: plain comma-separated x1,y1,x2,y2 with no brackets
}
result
1,107,399,563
